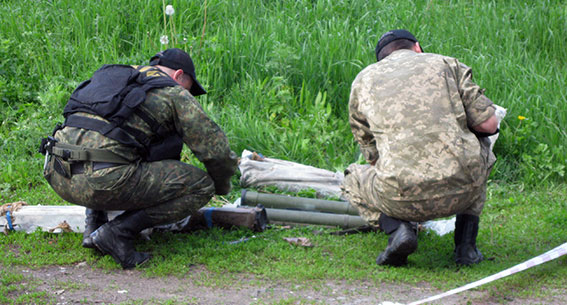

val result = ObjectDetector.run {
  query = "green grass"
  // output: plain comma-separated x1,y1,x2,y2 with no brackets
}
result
0,0,566,199
0,269,51,305
1,184,566,303
1,0,566,303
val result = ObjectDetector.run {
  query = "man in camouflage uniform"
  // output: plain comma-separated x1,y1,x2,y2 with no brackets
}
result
41,48,237,269
341,30,499,266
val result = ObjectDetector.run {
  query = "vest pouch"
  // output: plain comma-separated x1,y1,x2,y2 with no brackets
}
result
53,157,72,179
145,134,183,162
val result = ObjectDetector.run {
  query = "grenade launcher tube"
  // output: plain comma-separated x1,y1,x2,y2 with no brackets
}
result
263,208,366,228
241,190,359,216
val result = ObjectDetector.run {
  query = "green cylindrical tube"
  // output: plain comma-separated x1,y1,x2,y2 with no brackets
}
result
264,208,366,228
241,190,359,216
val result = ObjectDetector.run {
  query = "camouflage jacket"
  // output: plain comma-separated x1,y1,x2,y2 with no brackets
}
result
55,67,237,189
348,49,495,201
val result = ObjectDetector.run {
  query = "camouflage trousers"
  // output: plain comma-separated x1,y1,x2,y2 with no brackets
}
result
341,164,487,227
341,139,494,227
45,157,215,225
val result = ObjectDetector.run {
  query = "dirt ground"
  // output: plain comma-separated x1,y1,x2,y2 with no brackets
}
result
11,263,566,305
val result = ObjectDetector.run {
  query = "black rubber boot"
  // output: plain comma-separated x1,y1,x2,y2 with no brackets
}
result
454,214,484,266
91,210,154,269
82,209,108,249
376,215,418,266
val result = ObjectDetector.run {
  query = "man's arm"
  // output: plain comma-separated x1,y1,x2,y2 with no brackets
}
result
451,59,497,136
172,90,237,195
349,86,379,165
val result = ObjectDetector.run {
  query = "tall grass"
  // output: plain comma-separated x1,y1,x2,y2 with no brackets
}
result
0,0,565,201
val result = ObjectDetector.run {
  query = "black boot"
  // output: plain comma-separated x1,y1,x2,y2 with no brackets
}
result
376,214,418,266
82,209,108,249
91,210,154,269
454,214,484,266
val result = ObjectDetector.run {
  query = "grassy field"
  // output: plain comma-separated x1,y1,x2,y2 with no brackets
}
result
1,0,566,303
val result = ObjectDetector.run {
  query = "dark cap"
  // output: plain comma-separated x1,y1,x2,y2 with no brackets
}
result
149,48,207,96
375,29,422,61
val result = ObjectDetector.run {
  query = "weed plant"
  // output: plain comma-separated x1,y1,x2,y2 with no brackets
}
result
0,0,566,303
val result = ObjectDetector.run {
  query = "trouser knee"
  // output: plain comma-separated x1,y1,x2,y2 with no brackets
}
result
144,177,215,225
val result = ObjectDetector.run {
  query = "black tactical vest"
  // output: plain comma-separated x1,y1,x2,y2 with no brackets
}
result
63,64,183,161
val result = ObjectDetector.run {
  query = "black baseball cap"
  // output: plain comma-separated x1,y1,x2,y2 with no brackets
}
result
375,29,423,61
149,48,207,96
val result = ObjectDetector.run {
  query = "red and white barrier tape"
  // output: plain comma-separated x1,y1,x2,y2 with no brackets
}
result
405,242,567,305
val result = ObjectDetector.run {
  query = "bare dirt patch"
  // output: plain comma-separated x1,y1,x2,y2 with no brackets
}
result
10,263,567,305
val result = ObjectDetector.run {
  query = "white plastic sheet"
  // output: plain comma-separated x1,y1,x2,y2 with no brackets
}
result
0,205,124,233
422,217,456,236
1,205,87,233
239,149,345,198
489,104,507,151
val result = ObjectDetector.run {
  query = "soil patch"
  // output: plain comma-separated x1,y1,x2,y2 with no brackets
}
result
11,263,566,304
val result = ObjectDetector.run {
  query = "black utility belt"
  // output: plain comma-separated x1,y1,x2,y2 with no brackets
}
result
70,162,124,175
39,136,131,164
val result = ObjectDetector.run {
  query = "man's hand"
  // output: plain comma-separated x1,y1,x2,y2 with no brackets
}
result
471,114,498,136
214,178,232,195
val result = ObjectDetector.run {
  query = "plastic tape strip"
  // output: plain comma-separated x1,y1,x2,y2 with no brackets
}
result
406,242,567,305
6,210,14,230
204,208,215,228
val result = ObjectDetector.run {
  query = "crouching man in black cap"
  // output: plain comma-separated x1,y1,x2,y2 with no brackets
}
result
341,30,499,266
40,48,237,269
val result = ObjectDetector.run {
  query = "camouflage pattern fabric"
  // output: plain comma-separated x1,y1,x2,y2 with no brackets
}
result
45,73,237,225
342,161,489,224
46,159,215,225
342,49,496,225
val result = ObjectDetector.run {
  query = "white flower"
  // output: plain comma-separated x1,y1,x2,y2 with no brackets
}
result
165,5,175,16
160,35,169,45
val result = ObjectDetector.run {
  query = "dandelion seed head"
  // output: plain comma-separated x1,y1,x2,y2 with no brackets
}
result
160,35,169,45
165,5,175,16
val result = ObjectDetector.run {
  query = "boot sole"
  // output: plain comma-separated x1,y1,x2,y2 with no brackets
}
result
455,245,484,266
455,253,484,266
456,258,483,266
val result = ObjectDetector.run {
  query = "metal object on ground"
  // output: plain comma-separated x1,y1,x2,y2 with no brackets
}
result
241,190,359,216
186,205,268,232
263,208,366,229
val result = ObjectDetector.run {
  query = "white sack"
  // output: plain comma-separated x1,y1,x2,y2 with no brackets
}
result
239,149,344,198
